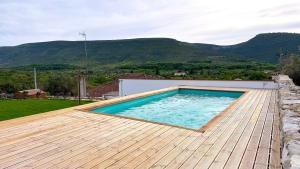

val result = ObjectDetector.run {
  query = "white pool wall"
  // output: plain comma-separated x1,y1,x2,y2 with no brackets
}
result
119,79,279,96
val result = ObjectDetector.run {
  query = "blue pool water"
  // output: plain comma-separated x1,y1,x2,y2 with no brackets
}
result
91,89,243,129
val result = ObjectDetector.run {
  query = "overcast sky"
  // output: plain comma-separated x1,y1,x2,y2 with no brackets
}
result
0,0,300,46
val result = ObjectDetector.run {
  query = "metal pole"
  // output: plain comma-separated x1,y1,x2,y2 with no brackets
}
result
79,32,88,74
83,34,88,74
34,68,37,89
78,75,81,105
78,32,88,104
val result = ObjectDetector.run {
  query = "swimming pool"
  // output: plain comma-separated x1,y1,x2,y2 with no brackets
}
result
91,89,243,130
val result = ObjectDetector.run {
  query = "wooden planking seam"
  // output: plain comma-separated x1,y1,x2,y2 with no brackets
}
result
1,120,142,169
155,91,255,169
34,121,154,168
238,90,274,169
193,90,267,169
93,126,176,169
1,118,144,168
149,131,202,169
0,115,71,133
0,115,76,139
177,91,259,169
134,130,194,169
0,119,96,154
162,91,259,169
0,105,81,129
0,115,132,161
7,120,148,169
103,90,251,169
269,91,282,169
0,114,80,136
0,115,127,157
221,90,270,169
177,90,261,169
210,90,270,169
121,129,197,169
0,113,100,143
0,88,277,169
62,126,171,168
165,91,259,169
254,90,277,169
76,124,169,169
0,116,121,153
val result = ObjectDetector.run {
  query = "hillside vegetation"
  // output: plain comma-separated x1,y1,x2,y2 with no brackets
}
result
0,33,300,67
280,50,300,85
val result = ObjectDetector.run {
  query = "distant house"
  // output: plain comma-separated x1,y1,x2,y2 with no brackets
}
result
174,70,187,76
15,89,46,99
271,71,280,76
0,92,7,99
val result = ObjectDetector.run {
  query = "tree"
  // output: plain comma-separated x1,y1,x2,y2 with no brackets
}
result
154,67,160,75
45,74,77,96
280,51,300,85
0,83,16,94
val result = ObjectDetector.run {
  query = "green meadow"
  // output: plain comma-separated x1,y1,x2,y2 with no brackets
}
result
0,99,91,121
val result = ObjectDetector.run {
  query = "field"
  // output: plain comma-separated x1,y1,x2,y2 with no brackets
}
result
0,99,91,121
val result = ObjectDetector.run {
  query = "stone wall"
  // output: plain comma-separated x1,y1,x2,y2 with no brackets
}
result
276,75,300,169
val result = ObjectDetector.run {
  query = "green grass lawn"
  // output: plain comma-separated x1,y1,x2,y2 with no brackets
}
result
0,99,91,121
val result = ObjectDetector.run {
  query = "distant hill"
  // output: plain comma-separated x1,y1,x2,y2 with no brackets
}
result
0,33,299,67
218,33,300,62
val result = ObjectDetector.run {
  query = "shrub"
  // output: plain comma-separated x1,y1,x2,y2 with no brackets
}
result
280,54,300,85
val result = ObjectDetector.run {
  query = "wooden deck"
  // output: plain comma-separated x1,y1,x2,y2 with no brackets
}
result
0,88,281,169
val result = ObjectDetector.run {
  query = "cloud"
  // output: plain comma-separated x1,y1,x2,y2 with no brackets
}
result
0,0,299,46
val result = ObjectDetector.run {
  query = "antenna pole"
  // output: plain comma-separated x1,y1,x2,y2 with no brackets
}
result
79,32,88,74
78,32,88,103
84,34,88,74
34,67,37,89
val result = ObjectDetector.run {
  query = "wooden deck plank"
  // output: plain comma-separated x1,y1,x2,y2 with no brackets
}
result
134,130,194,169
35,122,154,169
0,116,77,144
77,125,161,165
228,90,273,169
163,90,258,169
269,91,282,169
0,87,281,169
148,132,201,169
238,90,275,169
2,118,144,168
0,115,120,155
254,90,276,169
178,90,261,169
118,90,254,169
0,111,115,147
0,116,131,162
0,112,90,137
16,121,148,169
27,124,158,168
55,125,171,168
75,124,169,169
192,90,267,169
209,90,271,169
99,127,178,169
121,129,195,169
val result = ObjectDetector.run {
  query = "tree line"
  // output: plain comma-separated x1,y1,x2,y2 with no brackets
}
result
280,47,300,85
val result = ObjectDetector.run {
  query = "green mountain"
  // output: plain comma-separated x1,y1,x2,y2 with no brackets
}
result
218,33,300,62
0,33,299,67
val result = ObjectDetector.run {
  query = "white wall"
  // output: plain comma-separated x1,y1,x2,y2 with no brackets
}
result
119,79,279,96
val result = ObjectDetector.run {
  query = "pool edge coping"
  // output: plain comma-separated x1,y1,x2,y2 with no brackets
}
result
77,86,250,133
